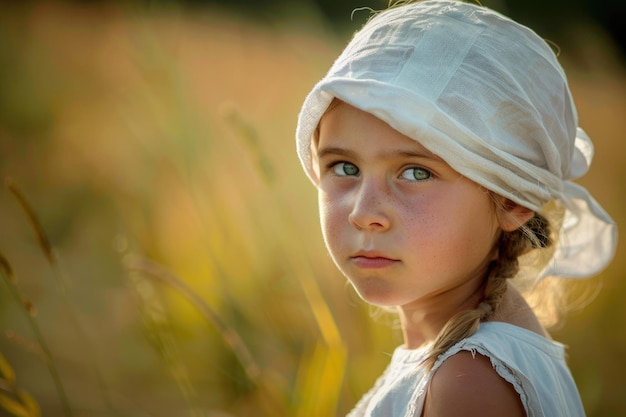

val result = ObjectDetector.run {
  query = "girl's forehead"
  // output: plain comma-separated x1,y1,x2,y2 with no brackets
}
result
316,100,441,160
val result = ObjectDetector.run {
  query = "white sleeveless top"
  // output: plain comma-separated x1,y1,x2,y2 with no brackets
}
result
347,322,586,417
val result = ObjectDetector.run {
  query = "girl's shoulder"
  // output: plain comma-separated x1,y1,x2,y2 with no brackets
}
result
424,348,526,417
429,322,585,417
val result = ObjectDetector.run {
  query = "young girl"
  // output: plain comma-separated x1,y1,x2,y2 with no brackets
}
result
295,1,617,416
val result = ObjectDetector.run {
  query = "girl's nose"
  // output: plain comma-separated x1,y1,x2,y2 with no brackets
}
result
348,180,391,232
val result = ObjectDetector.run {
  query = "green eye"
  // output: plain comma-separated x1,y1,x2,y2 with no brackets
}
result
334,162,359,176
401,167,431,181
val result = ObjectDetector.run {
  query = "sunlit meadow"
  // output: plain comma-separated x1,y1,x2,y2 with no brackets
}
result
0,2,624,416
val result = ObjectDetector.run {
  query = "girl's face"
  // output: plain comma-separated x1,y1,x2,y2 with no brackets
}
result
315,102,503,308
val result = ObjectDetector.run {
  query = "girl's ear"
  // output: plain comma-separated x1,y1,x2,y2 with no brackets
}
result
497,199,535,232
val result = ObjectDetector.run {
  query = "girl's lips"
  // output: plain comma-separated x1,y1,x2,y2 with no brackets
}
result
351,253,399,269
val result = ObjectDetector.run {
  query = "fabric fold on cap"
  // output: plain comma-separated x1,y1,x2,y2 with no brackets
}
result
295,0,617,279
546,182,616,278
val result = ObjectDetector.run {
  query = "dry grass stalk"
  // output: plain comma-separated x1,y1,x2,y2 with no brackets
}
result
124,254,289,415
123,254,261,382
0,251,72,416
5,178,56,266
5,330,45,361
0,351,41,417
5,178,136,416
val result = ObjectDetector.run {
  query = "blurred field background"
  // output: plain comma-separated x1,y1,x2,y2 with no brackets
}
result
0,0,624,416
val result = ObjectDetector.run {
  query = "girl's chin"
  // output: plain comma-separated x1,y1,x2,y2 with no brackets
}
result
349,278,405,307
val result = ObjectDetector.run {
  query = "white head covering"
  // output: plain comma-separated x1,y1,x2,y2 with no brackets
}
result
295,0,617,279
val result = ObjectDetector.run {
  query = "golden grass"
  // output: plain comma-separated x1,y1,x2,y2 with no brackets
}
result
0,2,624,416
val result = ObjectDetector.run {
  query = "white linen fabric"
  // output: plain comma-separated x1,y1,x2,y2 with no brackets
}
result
346,322,586,417
295,0,617,279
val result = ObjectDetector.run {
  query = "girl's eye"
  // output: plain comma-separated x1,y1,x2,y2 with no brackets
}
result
401,167,431,181
333,162,359,176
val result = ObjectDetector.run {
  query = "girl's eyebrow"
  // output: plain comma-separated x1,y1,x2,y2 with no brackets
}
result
317,146,443,162
317,146,357,159
392,149,443,161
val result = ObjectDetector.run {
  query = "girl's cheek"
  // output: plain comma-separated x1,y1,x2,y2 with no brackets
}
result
319,195,344,231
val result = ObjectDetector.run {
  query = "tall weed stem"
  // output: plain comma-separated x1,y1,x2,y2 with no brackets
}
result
0,251,73,417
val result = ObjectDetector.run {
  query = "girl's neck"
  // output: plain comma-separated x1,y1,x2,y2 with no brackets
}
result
397,280,484,349
490,286,550,338
397,285,550,349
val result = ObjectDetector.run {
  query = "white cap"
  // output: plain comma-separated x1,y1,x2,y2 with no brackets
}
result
295,0,617,279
